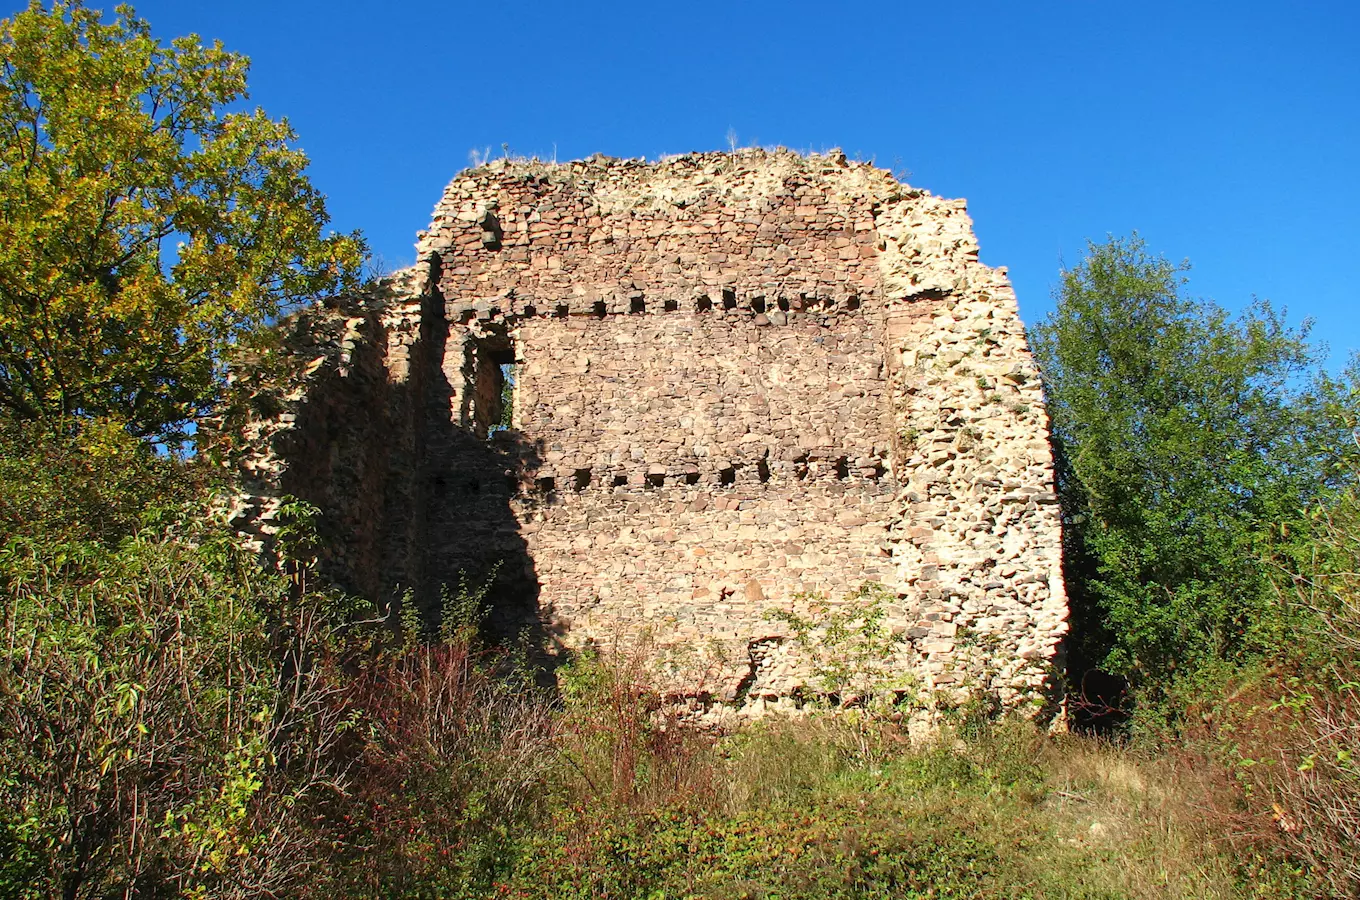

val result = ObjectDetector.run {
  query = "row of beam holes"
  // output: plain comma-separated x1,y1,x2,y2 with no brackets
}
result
657,292,862,315
531,457,870,495
434,475,524,496
514,292,861,320
793,456,852,480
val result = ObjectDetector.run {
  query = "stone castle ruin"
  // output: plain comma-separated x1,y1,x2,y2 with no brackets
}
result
231,149,1068,716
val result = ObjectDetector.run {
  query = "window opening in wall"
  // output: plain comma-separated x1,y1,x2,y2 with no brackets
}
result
555,303,570,318
834,457,850,480
846,295,861,311
494,363,516,432
646,470,666,488
630,297,646,314
751,296,766,314
573,468,592,491
471,334,516,439
757,459,771,483
696,295,713,312
612,474,628,488
719,465,736,486
536,475,555,494
721,289,737,310
777,297,791,312
592,300,607,318
664,298,679,312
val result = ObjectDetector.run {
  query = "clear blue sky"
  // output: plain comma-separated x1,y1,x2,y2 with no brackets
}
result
33,1,1360,365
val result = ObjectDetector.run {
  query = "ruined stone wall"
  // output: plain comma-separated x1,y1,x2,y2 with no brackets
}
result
512,311,898,690
231,149,1067,716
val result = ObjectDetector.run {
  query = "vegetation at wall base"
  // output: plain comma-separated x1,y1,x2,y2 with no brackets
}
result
299,626,1326,900
2,415,1353,897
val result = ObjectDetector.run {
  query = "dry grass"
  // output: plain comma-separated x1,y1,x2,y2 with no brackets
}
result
1028,734,1311,900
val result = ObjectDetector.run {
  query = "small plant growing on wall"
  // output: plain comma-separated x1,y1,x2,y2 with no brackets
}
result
394,564,500,649
941,626,1008,735
765,583,917,708
956,426,982,453
766,583,920,761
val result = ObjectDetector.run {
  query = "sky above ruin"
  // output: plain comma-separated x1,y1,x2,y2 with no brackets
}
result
23,0,1360,368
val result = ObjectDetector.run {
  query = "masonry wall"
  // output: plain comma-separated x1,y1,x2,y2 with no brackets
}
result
511,310,897,700
231,149,1068,716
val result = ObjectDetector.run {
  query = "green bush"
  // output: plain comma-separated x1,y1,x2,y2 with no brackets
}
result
0,519,346,898
554,645,719,813
1031,234,1355,716
0,412,355,899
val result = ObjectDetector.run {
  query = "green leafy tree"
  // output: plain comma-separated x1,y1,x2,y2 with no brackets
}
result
1031,235,1354,701
0,0,364,445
